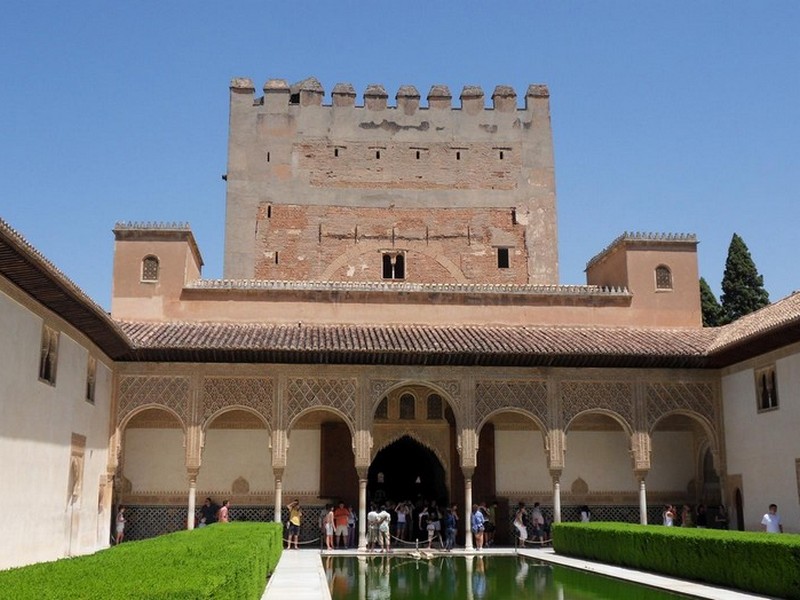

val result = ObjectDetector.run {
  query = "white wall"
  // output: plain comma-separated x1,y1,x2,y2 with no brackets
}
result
723,351,800,533
495,430,550,493
0,290,113,570
123,428,186,492
198,428,273,492
284,429,321,496
561,431,638,493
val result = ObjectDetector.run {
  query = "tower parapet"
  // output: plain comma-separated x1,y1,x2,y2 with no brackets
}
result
223,76,558,286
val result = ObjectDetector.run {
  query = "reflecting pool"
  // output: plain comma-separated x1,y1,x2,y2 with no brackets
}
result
323,554,695,600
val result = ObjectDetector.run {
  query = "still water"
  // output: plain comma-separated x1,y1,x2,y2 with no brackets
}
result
324,554,695,600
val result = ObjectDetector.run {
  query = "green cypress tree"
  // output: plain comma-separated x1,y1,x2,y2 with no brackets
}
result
699,277,723,327
720,233,770,324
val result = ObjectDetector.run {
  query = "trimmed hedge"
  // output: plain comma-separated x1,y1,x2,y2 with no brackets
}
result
0,522,283,600
552,522,800,599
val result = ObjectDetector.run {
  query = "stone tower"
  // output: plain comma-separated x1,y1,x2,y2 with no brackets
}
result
223,77,558,285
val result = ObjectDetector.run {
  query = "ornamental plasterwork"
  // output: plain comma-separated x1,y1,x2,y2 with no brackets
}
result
202,377,273,429
646,381,716,430
431,380,461,412
561,381,633,431
475,380,547,429
285,378,357,429
118,376,190,427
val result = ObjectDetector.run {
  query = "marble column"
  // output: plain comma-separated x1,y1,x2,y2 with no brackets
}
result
273,469,284,523
551,470,562,524
463,467,474,551
187,468,199,530
636,470,649,524
358,471,368,551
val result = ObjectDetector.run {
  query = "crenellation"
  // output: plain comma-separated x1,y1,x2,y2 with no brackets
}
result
492,85,517,112
262,79,290,111
427,84,452,110
292,76,324,107
460,85,485,115
395,85,420,115
331,82,356,107
363,84,388,111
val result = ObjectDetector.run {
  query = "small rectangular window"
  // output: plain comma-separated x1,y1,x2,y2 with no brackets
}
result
497,248,510,269
86,356,96,403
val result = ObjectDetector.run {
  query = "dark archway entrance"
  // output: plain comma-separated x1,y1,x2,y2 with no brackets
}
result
368,436,447,507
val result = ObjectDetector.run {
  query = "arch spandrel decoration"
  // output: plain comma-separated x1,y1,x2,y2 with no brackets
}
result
561,381,634,432
202,377,273,430
475,380,548,430
646,381,717,429
285,378,357,431
118,375,190,428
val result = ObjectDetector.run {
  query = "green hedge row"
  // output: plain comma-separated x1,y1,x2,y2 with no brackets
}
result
0,522,283,600
552,522,800,599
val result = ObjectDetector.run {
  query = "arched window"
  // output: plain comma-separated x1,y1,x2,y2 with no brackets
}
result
382,252,406,280
142,255,160,282
427,394,443,420
655,265,672,290
399,393,415,420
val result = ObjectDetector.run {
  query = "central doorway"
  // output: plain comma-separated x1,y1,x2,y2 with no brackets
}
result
368,435,448,506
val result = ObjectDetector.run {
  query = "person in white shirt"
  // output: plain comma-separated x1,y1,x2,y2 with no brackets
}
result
761,503,783,533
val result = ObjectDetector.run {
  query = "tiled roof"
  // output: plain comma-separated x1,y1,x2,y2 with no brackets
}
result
0,218,130,359
118,321,717,368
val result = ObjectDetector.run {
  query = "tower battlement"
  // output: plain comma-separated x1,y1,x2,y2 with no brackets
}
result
224,76,558,287
230,77,549,114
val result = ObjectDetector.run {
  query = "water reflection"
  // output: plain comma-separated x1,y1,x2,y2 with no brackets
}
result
324,554,692,600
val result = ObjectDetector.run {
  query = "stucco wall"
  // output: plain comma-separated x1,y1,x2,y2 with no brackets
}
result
284,429,321,496
0,287,113,570
722,349,800,533
494,429,695,498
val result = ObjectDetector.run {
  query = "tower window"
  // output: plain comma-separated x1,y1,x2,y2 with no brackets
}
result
334,148,339,157
655,265,672,290
376,150,381,159
141,255,159,282
497,248,510,269
499,150,504,160
382,253,405,280
456,151,461,160
416,150,420,160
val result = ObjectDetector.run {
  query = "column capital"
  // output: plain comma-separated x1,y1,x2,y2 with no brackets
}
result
187,467,200,484
548,468,563,483
634,469,649,482
461,466,475,480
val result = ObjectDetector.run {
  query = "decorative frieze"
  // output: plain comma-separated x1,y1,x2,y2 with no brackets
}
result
646,381,717,429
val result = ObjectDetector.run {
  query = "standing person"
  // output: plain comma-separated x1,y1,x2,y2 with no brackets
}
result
663,504,675,526
418,504,433,549
579,505,591,523
443,506,457,551
115,506,126,545
333,502,351,548
217,500,230,523
395,502,408,541
471,504,485,550
714,505,729,529
347,504,358,548
761,503,783,533
513,502,528,544
681,504,693,528
484,502,497,547
324,504,335,550
199,497,217,527
377,505,392,552
695,504,707,528
367,504,379,551
530,502,545,543
288,499,302,549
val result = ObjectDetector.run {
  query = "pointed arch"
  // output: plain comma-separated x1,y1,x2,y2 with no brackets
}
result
565,408,633,437
202,405,271,432
118,403,186,434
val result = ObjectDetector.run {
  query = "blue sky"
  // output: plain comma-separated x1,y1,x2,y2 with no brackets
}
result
1,2,798,310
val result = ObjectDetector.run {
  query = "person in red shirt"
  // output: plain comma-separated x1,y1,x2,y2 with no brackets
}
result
333,502,352,548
